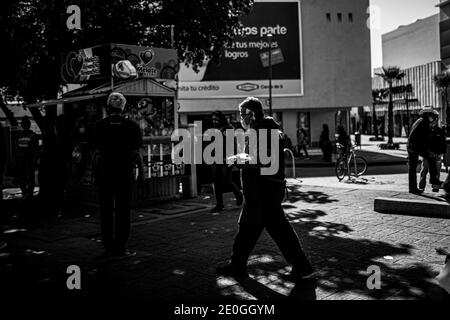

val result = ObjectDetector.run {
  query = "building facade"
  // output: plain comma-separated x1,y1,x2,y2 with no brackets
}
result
364,13,444,137
177,0,372,147
438,0,450,66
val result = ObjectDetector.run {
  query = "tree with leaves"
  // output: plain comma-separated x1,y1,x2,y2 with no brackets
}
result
376,66,405,145
434,70,450,136
0,0,253,108
0,0,253,211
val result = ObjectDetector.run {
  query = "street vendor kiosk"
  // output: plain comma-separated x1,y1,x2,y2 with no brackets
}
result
27,43,195,206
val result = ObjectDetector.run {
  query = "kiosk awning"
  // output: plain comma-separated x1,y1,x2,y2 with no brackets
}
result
26,78,175,108
26,93,109,108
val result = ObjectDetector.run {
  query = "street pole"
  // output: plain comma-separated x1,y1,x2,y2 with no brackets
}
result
268,33,273,116
405,73,410,136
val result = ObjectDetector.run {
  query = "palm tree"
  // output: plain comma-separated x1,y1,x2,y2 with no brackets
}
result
376,67,405,145
371,88,387,140
434,70,450,135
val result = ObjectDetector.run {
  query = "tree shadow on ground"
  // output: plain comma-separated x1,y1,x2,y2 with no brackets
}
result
234,207,448,300
285,185,339,205
2,192,448,302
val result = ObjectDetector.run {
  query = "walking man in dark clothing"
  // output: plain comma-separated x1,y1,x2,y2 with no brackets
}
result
407,107,442,194
217,97,313,280
94,92,144,258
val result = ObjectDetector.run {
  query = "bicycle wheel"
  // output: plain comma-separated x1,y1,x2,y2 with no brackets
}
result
350,156,368,176
335,158,347,181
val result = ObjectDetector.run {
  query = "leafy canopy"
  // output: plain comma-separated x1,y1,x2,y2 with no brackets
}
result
375,66,405,86
0,0,253,102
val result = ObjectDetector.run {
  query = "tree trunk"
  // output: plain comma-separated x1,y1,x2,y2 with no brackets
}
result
388,84,394,145
372,102,378,138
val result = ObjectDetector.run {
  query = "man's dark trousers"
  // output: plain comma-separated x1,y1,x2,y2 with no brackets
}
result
231,188,311,270
408,151,438,190
213,164,241,206
98,178,132,253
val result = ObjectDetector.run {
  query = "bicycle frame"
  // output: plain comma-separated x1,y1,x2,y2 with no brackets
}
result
336,144,358,178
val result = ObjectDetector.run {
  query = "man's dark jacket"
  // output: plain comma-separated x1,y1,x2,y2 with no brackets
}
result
239,117,285,225
408,117,431,157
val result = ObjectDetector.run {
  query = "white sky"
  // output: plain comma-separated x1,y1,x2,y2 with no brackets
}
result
370,0,440,70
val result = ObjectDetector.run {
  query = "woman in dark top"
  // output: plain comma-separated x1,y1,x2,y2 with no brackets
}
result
319,124,332,162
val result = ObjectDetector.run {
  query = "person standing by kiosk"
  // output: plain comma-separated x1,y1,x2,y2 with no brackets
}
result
94,92,144,258
14,116,39,200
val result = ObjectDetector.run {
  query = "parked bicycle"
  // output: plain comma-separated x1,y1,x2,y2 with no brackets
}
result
335,143,368,181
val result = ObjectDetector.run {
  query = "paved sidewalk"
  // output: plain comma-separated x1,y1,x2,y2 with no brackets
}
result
1,179,449,301
287,135,408,167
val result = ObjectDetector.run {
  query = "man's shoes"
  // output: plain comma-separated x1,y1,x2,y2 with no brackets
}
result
236,192,243,206
210,205,224,213
409,188,424,194
111,249,136,259
432,188,440,193
216,260,248,277
285,265,315,281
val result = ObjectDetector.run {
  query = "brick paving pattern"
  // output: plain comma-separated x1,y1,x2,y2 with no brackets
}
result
1,179,449,301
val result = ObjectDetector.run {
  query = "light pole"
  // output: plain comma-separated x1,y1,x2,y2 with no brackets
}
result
267,33,273,116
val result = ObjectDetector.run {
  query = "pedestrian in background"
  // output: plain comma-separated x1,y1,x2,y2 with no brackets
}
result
217,97,313,280
407,107,442,194
319,124,332,162
282,133,293,151
210,111,243,213
419,120,446,192
93,92,144,258
14,116,39,200
296,127,309,159
336,125,350,156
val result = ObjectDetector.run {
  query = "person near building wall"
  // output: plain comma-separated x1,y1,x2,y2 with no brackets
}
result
407,107,442,194
419,122,446,192
296,127,309,159
319,124,333,162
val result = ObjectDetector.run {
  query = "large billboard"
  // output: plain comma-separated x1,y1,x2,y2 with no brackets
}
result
178,0,303,99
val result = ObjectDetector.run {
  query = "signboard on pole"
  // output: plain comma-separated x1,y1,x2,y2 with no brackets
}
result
178,0,303,99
